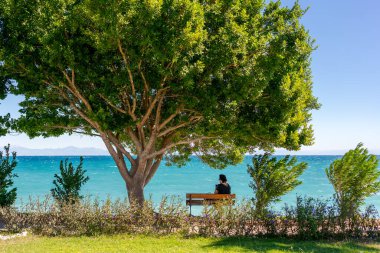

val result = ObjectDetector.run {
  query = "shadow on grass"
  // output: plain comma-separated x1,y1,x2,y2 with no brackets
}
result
202,237,380,253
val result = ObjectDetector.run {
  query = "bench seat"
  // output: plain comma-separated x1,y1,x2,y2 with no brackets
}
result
186,193,236,215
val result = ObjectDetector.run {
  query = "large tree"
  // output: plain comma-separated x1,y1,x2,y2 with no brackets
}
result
0,64,10,136
0,0,319,204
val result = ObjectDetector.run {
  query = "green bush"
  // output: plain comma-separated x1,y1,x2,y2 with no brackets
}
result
0,195,189,236
199,199,254,237
0,196,379,238
51,156,89,204
0,144,17,207
283,196,379,239
247,153,307,217
326,143,380,221
284,196,338,239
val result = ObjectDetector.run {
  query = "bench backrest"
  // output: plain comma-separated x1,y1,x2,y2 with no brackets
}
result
186,193,236,206
186,193,236,200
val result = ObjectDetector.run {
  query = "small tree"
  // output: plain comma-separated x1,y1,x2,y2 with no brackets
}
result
0,144,18,207
326,143,380,220
248,153,307,217
51,156,89,204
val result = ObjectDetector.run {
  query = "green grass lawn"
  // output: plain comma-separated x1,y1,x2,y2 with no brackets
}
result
1,234,379,253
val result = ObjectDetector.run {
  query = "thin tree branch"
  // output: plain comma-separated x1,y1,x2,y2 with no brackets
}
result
45,125,101,137
54,87,100,131
117,39,137,114
143,95,164,155
138,60,150,105
126,128,142,154
159,61,174,87
143,133,172,185
138,87,169,128
61,69,92,112
98,94,128,114
107,131,136,167
158,110,181,130
72,130,101,137
158,116,203,137
143,158,153,177
144,155,163,187
120,92,137,121
146,136,215,159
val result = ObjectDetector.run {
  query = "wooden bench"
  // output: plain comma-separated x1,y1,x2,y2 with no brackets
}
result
186,193,236,215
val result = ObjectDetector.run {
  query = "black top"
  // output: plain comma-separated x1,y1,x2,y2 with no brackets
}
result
216,183,231,194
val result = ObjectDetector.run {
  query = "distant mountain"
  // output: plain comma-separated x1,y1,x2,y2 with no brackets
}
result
13,146,109,156
274,148,380,156
9,146,380,157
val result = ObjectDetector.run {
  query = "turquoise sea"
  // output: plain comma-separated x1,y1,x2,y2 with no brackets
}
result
13,156,380,211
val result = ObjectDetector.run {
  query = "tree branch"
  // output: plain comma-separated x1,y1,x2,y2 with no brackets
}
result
126,128,142,154
61,69,92,112
146,136,215,159
138,60,150,106
53,87,100,131
45,125,101,137
98,94,128,114
100,133,131,182
158,110,181,130
120,91,137,121
158,116,203,137
144,155,163,187
159,61,174,87
71,130,101,137
142,94,164,154
139,87,169,128
106,131,136,167
117,39,137,114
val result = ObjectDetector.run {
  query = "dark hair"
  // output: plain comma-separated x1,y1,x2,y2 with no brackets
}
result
219,174,227,183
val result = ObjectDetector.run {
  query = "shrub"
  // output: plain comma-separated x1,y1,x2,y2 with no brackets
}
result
154,195,190,234
51,156,89,204
283,196,380,240
0,144,18,207
284,196,338,239
247,153,307,217
198,199,255,237
326,143,380,221
359,205,380,239
0,195,379,238
0,195,189,236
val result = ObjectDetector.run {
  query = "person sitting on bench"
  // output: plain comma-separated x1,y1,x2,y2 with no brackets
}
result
214,174,231,194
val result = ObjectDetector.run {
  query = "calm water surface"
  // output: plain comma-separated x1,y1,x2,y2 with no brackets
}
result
13,156,380,211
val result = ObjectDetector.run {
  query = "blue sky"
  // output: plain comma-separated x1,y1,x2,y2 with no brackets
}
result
0,0,379,154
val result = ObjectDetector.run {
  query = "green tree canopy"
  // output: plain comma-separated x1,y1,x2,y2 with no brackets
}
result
0,0,319,203
326,143,380,219
248,153,307,217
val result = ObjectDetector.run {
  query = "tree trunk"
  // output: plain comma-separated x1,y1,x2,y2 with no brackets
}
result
126,180,145,206
107,146,163,206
